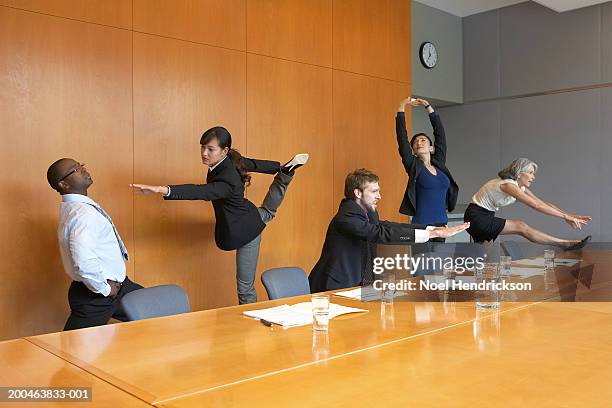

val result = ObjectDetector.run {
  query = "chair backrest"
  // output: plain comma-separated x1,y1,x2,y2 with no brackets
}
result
500,241,524,259
430,242,456,254
414,244,488,276
451,242,487,259
261,267,310,300
411,251,448,276
120,285,190,321
501,240,558,260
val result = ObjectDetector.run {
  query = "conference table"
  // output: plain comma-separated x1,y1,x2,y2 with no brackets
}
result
7,247,612,406
0,339,151,407
158,302,612,408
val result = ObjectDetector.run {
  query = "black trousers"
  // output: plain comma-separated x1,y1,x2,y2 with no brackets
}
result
64,277,143,331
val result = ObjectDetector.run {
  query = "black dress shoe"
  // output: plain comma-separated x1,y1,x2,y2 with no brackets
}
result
565,235,591,251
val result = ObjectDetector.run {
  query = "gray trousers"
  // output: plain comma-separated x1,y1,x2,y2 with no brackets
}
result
235,171,292,304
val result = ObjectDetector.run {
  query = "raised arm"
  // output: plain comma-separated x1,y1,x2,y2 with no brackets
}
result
239,156,280,175
414,98,446,164
396,98,417,172
500,183,590,229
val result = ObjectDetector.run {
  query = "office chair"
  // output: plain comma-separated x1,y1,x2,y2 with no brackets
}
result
500,241,523,259
501,240,559,260
261,267,310,300
410,251,449,276
120,284,190,321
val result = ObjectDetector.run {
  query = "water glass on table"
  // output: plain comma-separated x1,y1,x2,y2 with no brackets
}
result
473,308,501,352
499,256,512,277
382,269,396,304
475,263,500,310
312,330,330,360
311,294,330,331
544,249,555,268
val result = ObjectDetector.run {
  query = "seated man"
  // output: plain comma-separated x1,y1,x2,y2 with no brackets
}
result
309,168,469,292
47,158,143,330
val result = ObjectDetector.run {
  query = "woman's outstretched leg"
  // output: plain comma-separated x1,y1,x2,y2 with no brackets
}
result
501,219,580,247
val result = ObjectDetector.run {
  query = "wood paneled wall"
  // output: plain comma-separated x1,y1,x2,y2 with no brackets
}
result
0,0,411,340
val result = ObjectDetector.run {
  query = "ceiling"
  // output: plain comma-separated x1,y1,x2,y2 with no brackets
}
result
414,0,610,17
535,0,612,12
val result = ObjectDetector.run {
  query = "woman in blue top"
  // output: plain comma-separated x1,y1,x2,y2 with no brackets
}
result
396,97,459,242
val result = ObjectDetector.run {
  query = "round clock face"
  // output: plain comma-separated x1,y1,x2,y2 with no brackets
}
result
420,42,437,69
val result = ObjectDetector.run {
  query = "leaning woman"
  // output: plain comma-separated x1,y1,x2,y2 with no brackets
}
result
464,158,591,249
131,126,308,304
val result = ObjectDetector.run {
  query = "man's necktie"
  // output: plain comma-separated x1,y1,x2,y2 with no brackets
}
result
88,204,129,261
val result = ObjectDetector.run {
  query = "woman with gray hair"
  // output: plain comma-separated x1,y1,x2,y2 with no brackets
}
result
463,158,591,249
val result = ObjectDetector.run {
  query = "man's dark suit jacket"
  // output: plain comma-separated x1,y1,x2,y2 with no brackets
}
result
396,111,459,216
309,199,427,293
165,154,279,251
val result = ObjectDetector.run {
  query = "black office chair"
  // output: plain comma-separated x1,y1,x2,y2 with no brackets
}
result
451,242,487,259
261,267,310,300
119,285,190,321
411,251,448,276
500,241,523,259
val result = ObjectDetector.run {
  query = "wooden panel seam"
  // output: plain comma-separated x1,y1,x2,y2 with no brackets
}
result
0,4,132,31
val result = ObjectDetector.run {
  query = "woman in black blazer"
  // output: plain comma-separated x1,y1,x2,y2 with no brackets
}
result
396,97,459,242
132,127,308,304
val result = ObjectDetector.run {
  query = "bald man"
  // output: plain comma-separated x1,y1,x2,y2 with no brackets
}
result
47,158,142,330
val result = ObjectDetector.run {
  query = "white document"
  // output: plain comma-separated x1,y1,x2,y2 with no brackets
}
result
512,257,580,267
509,267,546,278
243,302,367,327
333,286,408,301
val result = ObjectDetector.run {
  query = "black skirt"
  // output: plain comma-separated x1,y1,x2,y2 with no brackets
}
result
464,203,506,243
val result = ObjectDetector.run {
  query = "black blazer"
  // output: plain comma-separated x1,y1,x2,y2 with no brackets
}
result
396,111,459,216
165,155,279,251
309,199,427,293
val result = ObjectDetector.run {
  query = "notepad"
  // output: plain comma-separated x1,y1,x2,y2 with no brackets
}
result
243,302,368,327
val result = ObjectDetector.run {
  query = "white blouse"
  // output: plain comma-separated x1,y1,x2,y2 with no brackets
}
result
472,178,525,212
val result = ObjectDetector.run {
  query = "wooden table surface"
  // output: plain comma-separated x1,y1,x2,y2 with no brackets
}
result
18,248,612,406
0,339,152,407
157,302,612,408
28,295,518,404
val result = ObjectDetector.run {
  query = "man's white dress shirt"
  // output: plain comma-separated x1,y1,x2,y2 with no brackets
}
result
58,194,126,296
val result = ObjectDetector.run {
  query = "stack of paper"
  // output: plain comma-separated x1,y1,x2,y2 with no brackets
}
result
509,267,546,278
243,302,367,327
333,286,408,301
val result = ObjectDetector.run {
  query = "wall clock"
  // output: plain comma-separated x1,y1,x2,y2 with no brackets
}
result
419,42,437,69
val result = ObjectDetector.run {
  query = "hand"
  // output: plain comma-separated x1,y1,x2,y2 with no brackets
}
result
415,98,430,107
570,214,592,221
398,97,417,111
107,280,121,298
429,223,470,239
564,215,589,230
130,184,169,195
